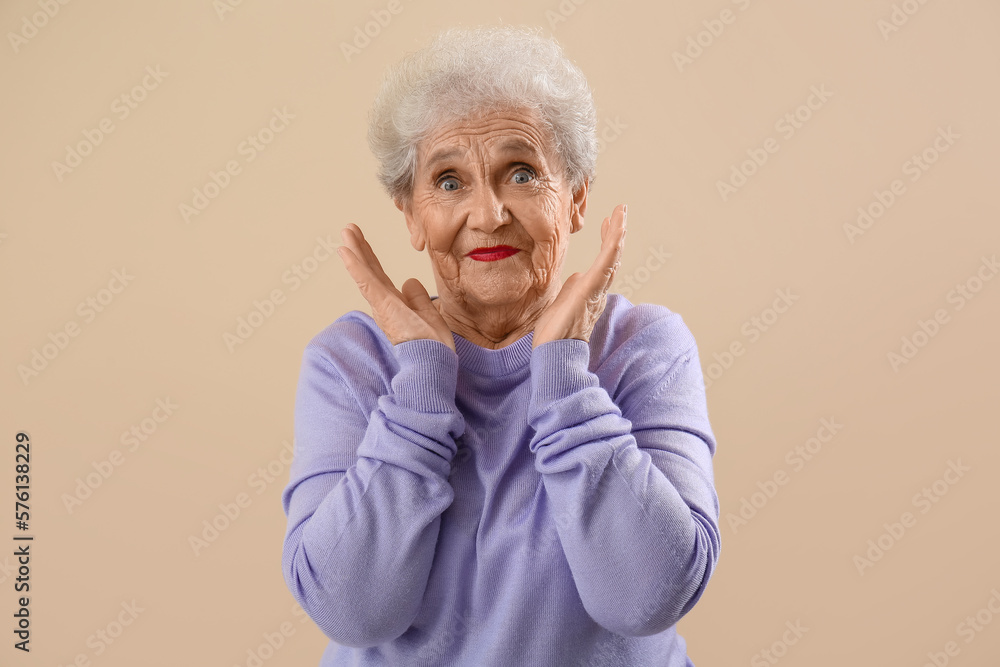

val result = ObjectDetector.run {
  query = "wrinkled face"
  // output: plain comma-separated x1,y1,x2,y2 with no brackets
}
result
396,107,587,310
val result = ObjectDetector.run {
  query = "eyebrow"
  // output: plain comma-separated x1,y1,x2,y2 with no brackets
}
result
424,147,465,172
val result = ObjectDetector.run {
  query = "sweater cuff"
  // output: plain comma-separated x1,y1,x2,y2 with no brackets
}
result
390,339,460,413
528,338,597,409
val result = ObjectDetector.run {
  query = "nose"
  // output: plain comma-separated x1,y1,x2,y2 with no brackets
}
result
464,181,509,233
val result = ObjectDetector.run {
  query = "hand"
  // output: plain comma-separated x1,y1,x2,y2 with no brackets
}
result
336,223,456,352
532,204,627,348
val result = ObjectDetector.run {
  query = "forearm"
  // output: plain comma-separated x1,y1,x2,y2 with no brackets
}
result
283,460,455,646
528,339,720,636
282,339,464,646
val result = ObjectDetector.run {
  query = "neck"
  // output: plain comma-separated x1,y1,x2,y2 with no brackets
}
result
434,292,553,350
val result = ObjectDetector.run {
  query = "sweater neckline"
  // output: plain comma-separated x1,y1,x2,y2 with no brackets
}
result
427,295,534,376
451,330,534,376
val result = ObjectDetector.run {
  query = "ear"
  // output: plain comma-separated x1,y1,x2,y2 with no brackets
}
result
569,177,589,234
395,196,426,251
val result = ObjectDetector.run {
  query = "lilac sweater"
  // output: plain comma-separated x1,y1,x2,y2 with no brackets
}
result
281,293,720,666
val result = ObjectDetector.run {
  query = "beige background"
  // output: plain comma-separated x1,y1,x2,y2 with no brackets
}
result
2,0,999,665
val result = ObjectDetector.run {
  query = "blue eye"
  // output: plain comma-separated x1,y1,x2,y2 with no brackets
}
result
512,169,534,184
439,177,459,191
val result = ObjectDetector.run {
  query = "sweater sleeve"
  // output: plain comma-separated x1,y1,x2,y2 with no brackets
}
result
527,318,720,637
280,333,465,648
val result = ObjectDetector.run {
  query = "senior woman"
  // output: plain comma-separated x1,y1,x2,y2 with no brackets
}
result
281,25,720,666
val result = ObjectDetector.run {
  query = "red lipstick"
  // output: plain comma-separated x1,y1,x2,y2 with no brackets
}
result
466,246,520,262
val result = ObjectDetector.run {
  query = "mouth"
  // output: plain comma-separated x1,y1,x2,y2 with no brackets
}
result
466,246,521,262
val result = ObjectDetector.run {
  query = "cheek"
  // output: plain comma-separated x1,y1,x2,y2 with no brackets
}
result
427,223,460,255
515,193,573,285
420,213,463,279
516,190,571,249
414,206,456,252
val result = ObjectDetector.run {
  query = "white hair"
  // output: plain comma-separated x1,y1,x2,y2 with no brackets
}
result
367,25,598,202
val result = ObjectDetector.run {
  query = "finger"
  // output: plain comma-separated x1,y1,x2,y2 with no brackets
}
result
341,225,396,294
400,277,433,313
560,272,584,294
342,225,392,286
336,245,401,313
401,278,448,331
583,204,627,294
401,279,457,351
335,244,376,296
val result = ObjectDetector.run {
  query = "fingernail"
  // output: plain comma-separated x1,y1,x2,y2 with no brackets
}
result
622,204,628,217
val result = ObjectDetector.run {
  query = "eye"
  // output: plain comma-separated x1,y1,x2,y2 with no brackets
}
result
437,176,460,191
511,168,534,184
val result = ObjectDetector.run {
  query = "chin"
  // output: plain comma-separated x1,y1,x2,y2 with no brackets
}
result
460,277,533,308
